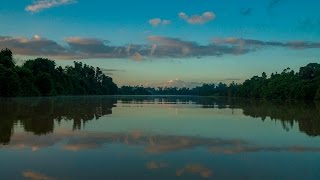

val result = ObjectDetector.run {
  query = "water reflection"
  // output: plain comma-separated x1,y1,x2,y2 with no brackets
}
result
23,170,54,180
239,100,320,137
2,129,320,154
146,161,169,170
0,97,116,144
1,96,320,146
1,96,320,179
176,164,213,178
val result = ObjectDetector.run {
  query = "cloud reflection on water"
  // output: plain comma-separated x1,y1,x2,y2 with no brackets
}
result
23,170,54,180
176,164,213,178
2,129,320,155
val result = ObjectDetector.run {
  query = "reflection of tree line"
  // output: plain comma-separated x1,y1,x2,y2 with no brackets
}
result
1,97,320,145
119,97,320,137
0,97,116,144
117,96,235,109
238,100,320,137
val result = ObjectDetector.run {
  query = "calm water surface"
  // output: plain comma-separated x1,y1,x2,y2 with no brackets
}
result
0,96,320,180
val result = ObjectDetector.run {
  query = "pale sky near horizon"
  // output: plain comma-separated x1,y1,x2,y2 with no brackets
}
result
1,0,320,87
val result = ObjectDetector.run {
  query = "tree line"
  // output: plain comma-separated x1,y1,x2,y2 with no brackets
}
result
1,48,320,100
118,64,320,101
0,49,118,96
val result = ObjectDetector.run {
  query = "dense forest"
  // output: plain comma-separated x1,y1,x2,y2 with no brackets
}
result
0,48,118,96
118,63,320,101
1,48,320,100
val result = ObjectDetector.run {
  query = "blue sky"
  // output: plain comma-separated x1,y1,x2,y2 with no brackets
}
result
1,0,320,87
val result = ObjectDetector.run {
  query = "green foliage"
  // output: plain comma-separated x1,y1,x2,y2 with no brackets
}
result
315,87,320,100
0,49,118,97
35,73,53,96
23,58,56,75
299,63,320,80
0,65,21,97
15,67,39,96
235,64,320,101
118,63,320,101
0,48,15,69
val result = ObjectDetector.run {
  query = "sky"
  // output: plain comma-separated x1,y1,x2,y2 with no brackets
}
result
1,0,320,87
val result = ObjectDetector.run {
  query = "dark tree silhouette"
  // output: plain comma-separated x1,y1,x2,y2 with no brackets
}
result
0,49,118,97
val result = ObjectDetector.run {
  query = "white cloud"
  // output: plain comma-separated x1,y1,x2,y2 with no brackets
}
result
65,37,107,45
32,35,42,40
2,35,320,60
150,44,157,55
25,0,77,13
149,18,161,26
148,18,171,27
161,20,171,25
161,79,203,88
179,11,216,25
131,52,143,61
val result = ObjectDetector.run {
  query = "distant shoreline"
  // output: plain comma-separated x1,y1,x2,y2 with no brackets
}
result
1,49,320,101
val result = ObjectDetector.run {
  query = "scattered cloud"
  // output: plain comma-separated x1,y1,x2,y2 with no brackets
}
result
0,35,68,57
65,37,110,45
179,11,216,25
25,0,77,13
162,20,171,25
214,37,320,49
149,18,161,26
150,44,157,55
1,35,320,60
147,36,250,58
148,18,171,27
0,35,244,59
240,8,253,16
65,37,117,58
131,52,144,61
100,68,125,76
23,171,54,180
159,79,203,88
33,34,41,40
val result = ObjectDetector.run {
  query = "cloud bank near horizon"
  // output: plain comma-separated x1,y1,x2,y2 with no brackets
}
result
1,35,320,61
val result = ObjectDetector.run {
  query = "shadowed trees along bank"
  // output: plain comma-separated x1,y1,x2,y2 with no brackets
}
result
0,49,320,100
117,65,320,101
0,49,118,96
